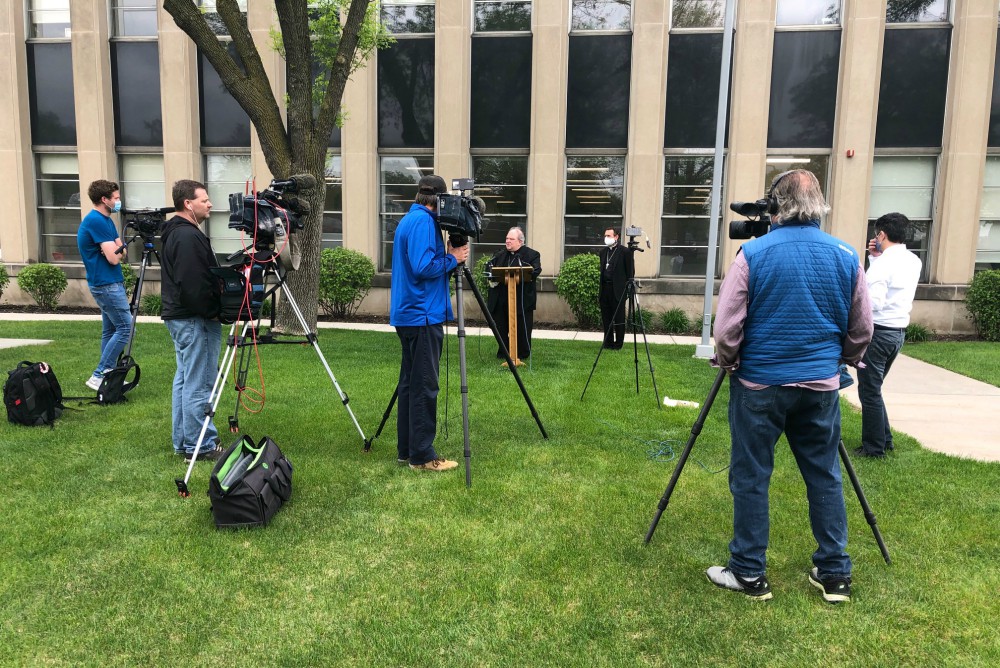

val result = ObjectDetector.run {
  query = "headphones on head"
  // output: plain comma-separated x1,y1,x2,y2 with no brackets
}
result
766,171,794,216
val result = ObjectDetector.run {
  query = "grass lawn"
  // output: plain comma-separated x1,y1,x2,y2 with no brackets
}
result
2,321,998,667
903,341,1000,388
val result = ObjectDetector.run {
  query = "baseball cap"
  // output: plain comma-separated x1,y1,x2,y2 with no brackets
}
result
418,174,448,195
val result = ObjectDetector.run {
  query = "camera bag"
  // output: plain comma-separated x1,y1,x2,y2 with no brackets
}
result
4,361,66,426
96,355,140,405
211,267,248,325
208,434,293,529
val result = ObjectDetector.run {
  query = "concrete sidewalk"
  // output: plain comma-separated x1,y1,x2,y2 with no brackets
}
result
3,313,998,462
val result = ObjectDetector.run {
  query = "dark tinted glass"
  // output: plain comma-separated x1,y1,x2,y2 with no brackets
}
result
311,60,343,148
566,35,631,148
471,37,531,148
989,28,1000,146
378,39,435,149
112,42,163,147
768,30,840,148
876,28,950,148
199,46,251,147
664,33,725,148
27,43,76,146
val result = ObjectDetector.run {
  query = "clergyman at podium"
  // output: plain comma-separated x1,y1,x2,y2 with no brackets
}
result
486,227,542,359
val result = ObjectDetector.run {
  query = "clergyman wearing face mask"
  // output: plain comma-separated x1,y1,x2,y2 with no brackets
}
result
598,227,633,349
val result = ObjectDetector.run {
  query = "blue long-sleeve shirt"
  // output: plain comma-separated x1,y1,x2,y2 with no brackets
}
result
389,203,456,327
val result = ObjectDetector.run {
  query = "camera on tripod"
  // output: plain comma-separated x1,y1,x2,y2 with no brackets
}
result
437,178,486,247
123,207,173,240
228,175,314,248
728,198,772,239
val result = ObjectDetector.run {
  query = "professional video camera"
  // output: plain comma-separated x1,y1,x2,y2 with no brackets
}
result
728,198,772,239
122,206,173,240
228,175,314,248
437,178,485,247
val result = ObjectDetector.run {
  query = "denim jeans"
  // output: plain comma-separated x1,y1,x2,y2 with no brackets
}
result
396,324,444,465
727,379,851,579
90,282,132,377
165,317,222,455
857,327,905,455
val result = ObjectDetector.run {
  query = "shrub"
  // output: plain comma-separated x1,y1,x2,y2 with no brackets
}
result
139,293,162,316
659,307,692,335
554,253,601,328
318,247,375,318
16,263,67,309
0,263,9,300
473,254,492,297
628,306,655,333
121,263,137,299
905,322,932,343
965,269,1000,341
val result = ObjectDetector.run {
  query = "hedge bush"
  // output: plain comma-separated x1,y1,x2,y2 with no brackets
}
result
139,293,162,316
121,263,137,300
554,253,601,328
16,263,67,309
965,269,1000,341
659,307,692,335
473,254,492,297
318,247,375,318
905,322,932,343
0,263,9,301
628,306,655,333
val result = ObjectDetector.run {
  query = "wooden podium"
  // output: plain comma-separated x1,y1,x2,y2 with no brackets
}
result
491,265,535,367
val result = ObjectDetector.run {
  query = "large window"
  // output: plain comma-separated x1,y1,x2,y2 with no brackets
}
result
671,0,723,29
764,155,830,230
564,155,625,259
572,0,631,31
471,36,532,148
199,45,251,148
868,156,934,281
28,0,70,39
112,42,163,147
876,28,951,148
475,0,531,32
886,0,950,23
112,0,157,37
119,154,165,210
977,156,1000,271
661,156,722,277
322,154,343,249
378,39,435,149
566,34,632,149
36,153,80,263
27,42,76,146
776,1,840,26
768,29,840,149
472,156,529,259
664,32,724,148
379,155,435,271
198,0,248,36
381,1,434,34
204,154,251,258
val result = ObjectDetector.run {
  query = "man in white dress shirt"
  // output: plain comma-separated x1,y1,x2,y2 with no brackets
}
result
855,212,922,458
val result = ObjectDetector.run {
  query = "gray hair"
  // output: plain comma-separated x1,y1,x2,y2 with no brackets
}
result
507,227,525,243
771,169,830,223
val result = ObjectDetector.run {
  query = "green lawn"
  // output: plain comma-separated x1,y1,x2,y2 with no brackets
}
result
1,321,998,667
903,341,1000,387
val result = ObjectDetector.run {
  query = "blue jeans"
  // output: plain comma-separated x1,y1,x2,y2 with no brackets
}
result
727,379,851,579
396,324,444,465
857,327,905,455
90,282,131,377
165,318,222,455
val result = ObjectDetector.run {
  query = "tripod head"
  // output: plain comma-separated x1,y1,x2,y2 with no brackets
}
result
624,225,651,253
120,206,173,251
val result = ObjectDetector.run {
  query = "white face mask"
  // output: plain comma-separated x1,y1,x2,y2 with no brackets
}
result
604,236,615,246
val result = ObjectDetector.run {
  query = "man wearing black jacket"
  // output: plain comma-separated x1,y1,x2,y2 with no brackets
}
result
599,227,633,349
160,179,223,462
486,227,542,359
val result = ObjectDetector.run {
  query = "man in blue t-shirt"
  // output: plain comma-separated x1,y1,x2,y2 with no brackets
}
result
76,179,131,391
389,174,469,472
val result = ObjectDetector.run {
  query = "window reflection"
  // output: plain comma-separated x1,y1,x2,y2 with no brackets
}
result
566,35,632,149
671,0,724,29
472,156,529,259
471,36,532,148
776,1,840,26
572,0,632,31
204,154,251,257
36,153,80,263
379,155,435,270
564,155,626,260
323,154,343,249
661,156,721,277
378,39,435,149
868,156,935,281
886,0,949,23
27,43,76,145
381,1,435,34
475,1,531,32
112,43,163,147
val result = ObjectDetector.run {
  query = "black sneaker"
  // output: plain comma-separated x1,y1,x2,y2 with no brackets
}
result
809,567,852,603
853,446,886,459
706,566,773,601
185,445,225,463
397,457,409,465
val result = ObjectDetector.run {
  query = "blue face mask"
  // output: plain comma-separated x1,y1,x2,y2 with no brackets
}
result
111,200,122,213
874,233,883,253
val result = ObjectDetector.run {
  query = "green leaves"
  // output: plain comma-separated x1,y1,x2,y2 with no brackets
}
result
554,253,601,328
966,269,1000,341
16,263,67,309
318,246,376,317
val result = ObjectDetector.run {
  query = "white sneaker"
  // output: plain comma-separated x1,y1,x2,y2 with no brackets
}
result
85,375,103,391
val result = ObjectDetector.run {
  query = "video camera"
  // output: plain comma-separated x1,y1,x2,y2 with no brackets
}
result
624,225,650,251
728,198,772,239
122,206,173,240
229,175,314,248
437,178,486,247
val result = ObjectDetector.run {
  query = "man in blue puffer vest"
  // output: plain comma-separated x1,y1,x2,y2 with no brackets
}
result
707,170,873,604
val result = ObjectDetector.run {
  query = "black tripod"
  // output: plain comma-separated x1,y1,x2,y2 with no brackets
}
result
643,368,891,565
581,236,661,407
364,263,548,488
176,247,366,497
118,233,158,362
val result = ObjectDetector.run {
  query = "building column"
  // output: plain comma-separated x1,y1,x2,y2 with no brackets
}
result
70,0,116,209
158,3,200,197
341,49,378,258
720,0,776,266
248,0,281,184
435,0,471,188
529,1,570,271
827,0,886,253
625,0,669,278
0,1,37,263
934,0,998,284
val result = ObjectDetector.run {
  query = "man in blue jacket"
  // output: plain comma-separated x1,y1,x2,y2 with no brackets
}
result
390,175,469,472
708,170,873,604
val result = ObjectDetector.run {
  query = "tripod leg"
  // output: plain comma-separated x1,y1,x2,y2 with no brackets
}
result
839,440,892,564
275,275,367,442
582,286,630,400
363,387,398,452
645,368,726,544
630,287,662,409
462,266,548,439
454,270,473,487
175,321,246,497
122,249,151,361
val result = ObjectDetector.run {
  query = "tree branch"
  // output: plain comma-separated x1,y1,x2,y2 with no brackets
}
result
315,0,372,151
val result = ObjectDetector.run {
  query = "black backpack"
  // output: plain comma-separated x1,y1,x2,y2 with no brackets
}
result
96,355,140,405
208,434,293,529
4,361,66,426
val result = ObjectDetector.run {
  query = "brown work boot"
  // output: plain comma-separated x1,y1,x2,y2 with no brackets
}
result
409,458,458,472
